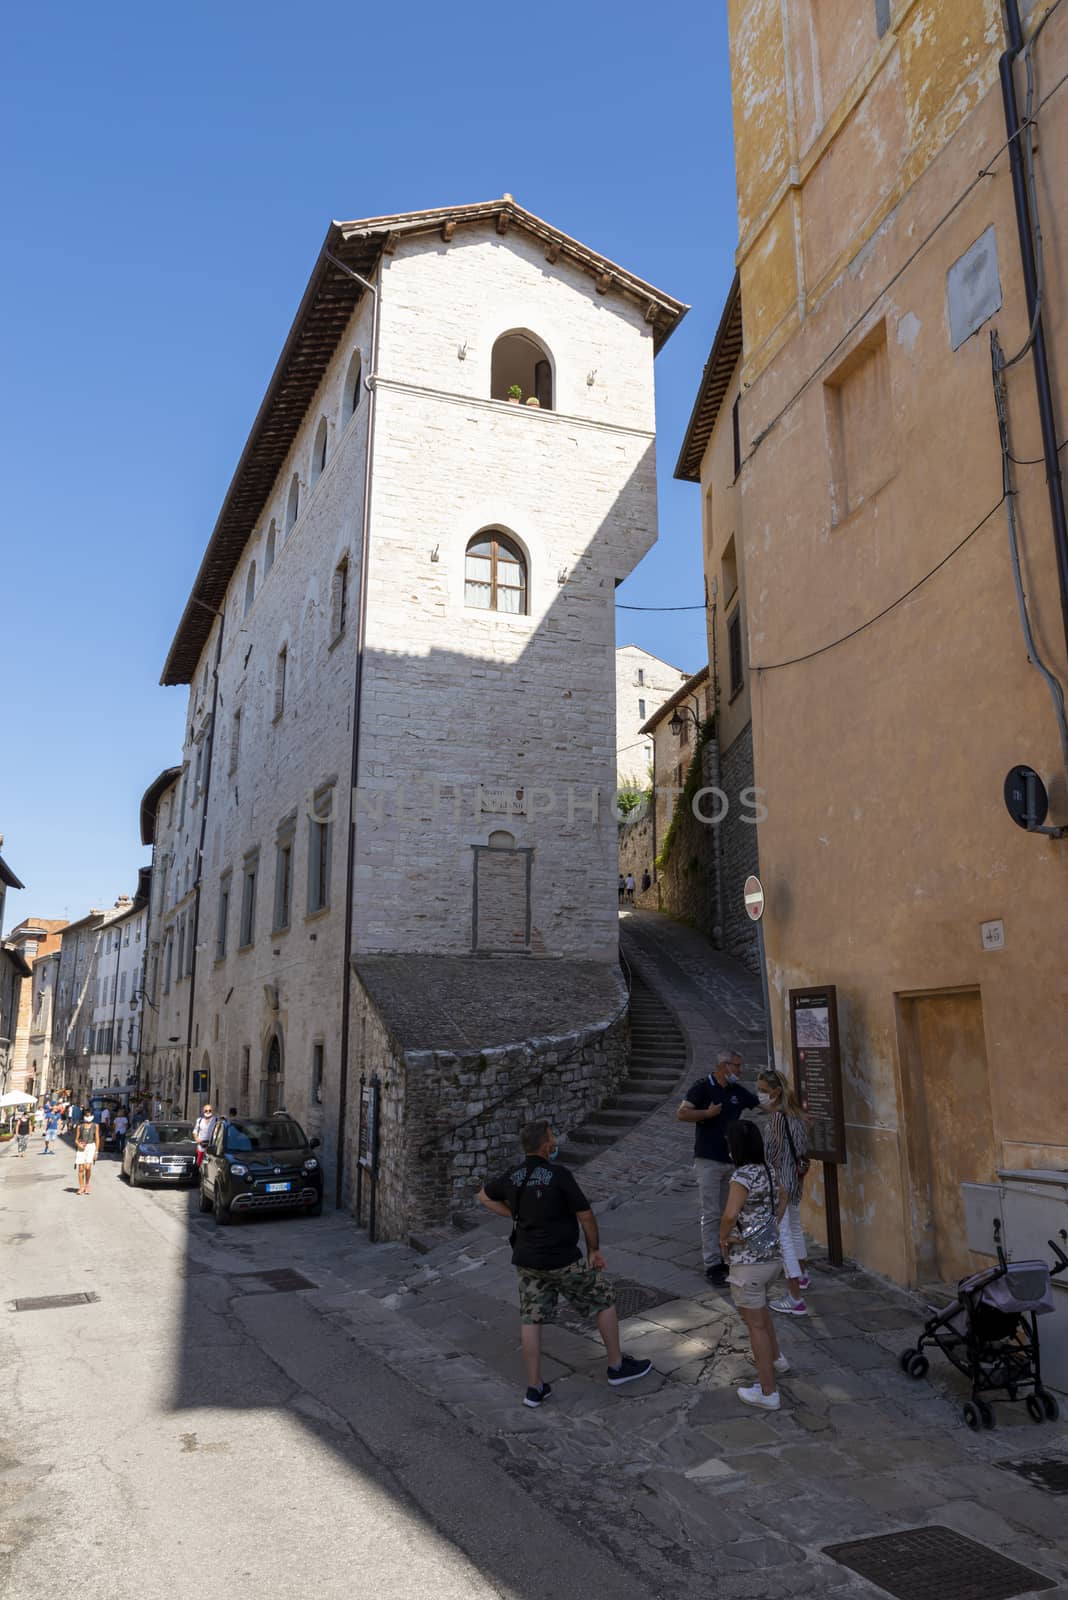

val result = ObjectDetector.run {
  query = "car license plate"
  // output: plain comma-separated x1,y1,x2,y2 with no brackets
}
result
266,1181,291,1193
165,1165,184,1174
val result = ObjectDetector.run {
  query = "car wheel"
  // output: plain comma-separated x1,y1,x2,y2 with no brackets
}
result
130,1163,141,1188
198,1181,213,1214
213,1188,232,1226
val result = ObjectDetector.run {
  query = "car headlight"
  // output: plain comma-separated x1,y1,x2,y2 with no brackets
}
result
139,1155,161,1164
303,1159,319,1171
228,1164,249,1177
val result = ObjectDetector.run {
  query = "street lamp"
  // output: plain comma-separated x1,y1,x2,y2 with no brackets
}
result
669,704,702,737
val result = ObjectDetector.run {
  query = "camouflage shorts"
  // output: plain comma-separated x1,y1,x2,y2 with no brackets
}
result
517,1260,616,1325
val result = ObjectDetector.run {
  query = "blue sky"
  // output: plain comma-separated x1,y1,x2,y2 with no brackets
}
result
2,0,737,931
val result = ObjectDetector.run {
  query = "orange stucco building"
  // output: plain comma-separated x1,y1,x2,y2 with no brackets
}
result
724,0,1068,1282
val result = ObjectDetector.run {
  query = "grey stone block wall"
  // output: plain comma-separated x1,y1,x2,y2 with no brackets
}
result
718,722,759,974
348,968,629,1239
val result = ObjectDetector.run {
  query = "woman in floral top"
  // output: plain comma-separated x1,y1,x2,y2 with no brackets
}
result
719,1119,788,1411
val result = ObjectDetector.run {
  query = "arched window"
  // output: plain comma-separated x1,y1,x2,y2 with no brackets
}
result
465,530,528,614
264,519,277,576
344,350,363,419
244,561,256,618
491,331,553,409
312,418,328,484
285,474,300,535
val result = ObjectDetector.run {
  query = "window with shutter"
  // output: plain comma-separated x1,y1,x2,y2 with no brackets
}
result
728,608,744,698
229,710,241,774
330,559,349,639
274,648,287,721
240,856,258,948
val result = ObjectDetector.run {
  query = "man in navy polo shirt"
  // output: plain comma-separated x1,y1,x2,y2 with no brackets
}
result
677,1051,758,1283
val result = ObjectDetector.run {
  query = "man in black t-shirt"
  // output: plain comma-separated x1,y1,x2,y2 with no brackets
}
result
677,1051,758,1283
479,1119,653,1407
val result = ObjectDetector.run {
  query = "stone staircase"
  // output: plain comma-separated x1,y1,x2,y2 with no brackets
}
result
559,973,688,1167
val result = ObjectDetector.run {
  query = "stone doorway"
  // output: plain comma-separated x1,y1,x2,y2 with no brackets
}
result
896,987,997,1282
263,1033,284,1117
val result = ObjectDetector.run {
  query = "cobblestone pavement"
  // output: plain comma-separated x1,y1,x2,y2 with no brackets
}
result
210,913,1068,1597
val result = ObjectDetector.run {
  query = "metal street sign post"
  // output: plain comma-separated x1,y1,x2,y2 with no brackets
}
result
743,876,775,1071
789,985,847,1267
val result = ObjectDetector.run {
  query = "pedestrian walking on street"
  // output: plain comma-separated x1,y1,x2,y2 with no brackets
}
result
677,1051,758,1282
193,1104,217,1168
641,868,651,894
113,1109,129,1156
15,1111,31,1156
720,1119,788,1411
478,1120,653,1407
625,872,636,904
43,1107,60,1154
74,1111,101,1195
758,1069,812,1315
618,873,626,904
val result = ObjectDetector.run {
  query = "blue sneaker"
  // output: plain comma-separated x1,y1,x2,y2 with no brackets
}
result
523,1383,552,1408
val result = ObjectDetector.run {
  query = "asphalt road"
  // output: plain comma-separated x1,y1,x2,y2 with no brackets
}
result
0,1137,653,1600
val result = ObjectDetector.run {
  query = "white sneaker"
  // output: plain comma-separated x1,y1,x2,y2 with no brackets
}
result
773,1354,790,1374
738,1383,781,1411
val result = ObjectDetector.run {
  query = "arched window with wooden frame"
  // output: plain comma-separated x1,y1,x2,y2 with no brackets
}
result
465,530,527,614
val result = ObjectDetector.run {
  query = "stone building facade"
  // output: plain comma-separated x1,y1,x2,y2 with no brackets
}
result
84,894,148,1094
675,277,760,973
723,0,1068,1282
6,917,68,1097
614,644,688,790
26,949,61,1101
141,199,685,1234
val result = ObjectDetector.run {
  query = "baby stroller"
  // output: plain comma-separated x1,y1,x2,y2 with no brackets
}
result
899,1224,1068,1430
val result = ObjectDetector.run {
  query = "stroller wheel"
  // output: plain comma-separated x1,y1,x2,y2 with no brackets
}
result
1037,1389,1060,1422
899,1347,918,1373
906,1353,929,1380
962,1401,983,1431
977,1399,995,1429
1026,1394,1045,1424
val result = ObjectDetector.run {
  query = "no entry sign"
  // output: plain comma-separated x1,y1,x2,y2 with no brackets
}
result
743,875,765,922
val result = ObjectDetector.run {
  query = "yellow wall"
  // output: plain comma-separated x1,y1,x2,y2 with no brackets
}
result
726,0,1068,1282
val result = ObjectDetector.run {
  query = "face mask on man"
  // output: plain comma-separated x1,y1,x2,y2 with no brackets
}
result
547,1143,560,1161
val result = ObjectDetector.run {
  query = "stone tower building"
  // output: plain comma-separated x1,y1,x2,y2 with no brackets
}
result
143,199,685,1233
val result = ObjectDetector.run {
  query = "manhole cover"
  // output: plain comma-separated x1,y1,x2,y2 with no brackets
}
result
559,1278,673,1330
233,1268,316,1293
996,1456,1068,1495
824,1527,1055,1600
14,1292,99,1312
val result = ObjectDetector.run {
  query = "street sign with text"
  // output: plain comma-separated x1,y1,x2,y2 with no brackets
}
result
743,875,765,922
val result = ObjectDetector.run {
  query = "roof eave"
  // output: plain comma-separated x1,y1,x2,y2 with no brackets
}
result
638,664,710,734
673,273,742,484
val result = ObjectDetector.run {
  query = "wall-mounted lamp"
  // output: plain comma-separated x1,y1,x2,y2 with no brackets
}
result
586,369,597,387
430,544,440,562
457,342,468,361
557,567,568,585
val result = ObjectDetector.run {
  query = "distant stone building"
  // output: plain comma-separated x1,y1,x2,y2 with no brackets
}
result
84,889,148,1094
0,845,28,1099
141,197,686,1236
6,917,68,1097
614,645,688,790
26,948,61,1101
52,903,135,1102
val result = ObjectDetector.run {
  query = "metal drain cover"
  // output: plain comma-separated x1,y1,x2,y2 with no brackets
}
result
14,1292,99,1312
996,1456,1068,1495
824,1527,1055,1600
559,1278,673,1330
233,1268,317,1293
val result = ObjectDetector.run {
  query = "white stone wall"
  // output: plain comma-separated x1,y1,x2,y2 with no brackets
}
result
614,645,689,788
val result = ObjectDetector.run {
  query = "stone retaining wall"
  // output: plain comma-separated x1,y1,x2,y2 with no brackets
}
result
347,966,630,1240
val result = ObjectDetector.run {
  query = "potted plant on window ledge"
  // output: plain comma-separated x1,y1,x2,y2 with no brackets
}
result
525,396,540,407
507,385,522,404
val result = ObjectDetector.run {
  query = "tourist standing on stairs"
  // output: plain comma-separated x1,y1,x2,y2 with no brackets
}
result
477,1119,653,1408
758,1069,812,1315
677,1051,758,1283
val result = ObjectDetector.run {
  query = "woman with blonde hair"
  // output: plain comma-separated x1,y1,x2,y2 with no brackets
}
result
758,1068,811,1315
